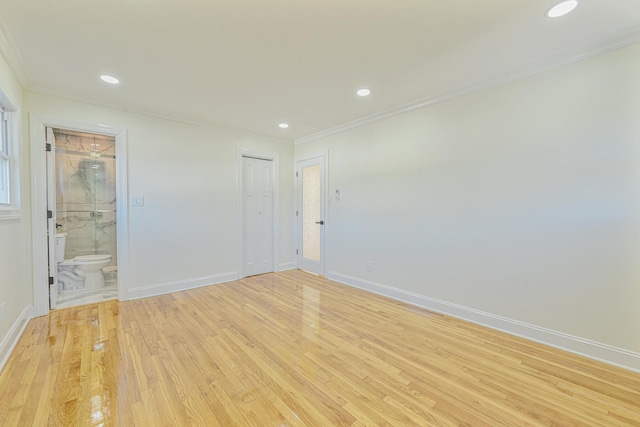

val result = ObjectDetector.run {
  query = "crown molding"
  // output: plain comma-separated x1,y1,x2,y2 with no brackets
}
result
295,30,640,145
0,16,31,87
26,85,294,145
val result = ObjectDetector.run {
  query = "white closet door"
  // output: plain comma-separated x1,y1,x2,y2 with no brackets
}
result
243,157,274,277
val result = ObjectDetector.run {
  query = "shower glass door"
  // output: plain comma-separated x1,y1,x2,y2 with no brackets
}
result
54,129,117,266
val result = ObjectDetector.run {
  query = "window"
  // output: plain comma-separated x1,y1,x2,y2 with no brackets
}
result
0,109,9,205
0,87,19,216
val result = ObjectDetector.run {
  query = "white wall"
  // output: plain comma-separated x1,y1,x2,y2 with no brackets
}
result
296,43,640,367
0,49,31,365
4,37,640,371
25,91,295,300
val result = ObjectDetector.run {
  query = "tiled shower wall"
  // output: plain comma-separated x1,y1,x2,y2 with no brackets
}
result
54,129,117,266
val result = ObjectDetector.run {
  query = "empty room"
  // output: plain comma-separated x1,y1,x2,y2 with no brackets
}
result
0,0,639,425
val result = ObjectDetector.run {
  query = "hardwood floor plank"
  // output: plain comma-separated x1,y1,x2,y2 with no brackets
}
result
0,270,639,426
218,328,351,426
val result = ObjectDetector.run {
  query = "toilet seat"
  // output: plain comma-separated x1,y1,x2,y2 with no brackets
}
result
74,254,111,262
58,254,112,291
59,254,111,266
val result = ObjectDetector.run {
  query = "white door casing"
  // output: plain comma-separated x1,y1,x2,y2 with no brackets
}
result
30,114,128,317
45,127,58,309
242,156,275,277
296,154,327,276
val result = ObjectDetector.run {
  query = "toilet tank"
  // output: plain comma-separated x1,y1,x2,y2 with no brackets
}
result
55,233,67,263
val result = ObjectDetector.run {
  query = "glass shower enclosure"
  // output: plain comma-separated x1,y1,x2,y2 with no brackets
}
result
53,128,117,304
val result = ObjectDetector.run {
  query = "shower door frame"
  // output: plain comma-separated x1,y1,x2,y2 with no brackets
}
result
30,114,129,317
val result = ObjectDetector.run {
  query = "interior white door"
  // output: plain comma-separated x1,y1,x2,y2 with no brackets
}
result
46,127,58,309
297,156,326,276
243,156,274,277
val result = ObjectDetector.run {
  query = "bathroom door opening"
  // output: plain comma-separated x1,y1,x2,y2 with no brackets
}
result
46,127,119,310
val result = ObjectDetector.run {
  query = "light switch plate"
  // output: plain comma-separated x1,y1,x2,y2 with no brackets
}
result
131,196,144,207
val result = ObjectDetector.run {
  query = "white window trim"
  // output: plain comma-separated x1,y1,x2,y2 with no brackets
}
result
0,90,21,221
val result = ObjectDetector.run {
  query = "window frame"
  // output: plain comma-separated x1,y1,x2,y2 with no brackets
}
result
0,90,20,217
0,109,11,206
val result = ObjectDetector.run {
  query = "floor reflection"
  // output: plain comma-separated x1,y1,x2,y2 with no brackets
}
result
302,285,321,341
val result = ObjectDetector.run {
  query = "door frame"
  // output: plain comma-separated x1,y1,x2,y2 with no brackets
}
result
236,149,279,279
295,151,328,276
45,128,58,309
30,114,129,317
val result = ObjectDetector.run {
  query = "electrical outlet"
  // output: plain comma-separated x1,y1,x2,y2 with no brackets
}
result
0,302,5,321
366,261,373,272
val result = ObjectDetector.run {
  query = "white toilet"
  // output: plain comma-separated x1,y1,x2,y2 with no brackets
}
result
56,233,112,290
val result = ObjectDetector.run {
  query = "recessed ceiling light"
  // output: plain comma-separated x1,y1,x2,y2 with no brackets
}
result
100,75,120,84
546,1,578,18
279,123,289,129
356,88,371,97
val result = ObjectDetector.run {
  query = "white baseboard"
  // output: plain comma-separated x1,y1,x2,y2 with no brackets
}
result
127,272,238,300
278,261,296,272
327,271,640,373
0,305,34,373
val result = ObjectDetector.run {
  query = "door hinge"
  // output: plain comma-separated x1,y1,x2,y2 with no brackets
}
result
296,210,298,216
296,171,298,177
45,143,51,152
49,276,54,285
47,210,53,219
296,249,299,255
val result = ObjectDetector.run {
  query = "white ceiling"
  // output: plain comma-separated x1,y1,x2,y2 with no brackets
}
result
0,0,639,142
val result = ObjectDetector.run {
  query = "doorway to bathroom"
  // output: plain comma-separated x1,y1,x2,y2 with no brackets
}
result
46,128,119,309
29,114,129,317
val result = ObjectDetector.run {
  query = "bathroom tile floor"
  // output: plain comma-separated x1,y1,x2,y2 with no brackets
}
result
56,281,118,309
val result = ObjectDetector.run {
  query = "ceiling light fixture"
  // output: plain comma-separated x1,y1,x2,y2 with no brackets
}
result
279,123,289,129
356,88,371,97
546,1,578,18
100,75,120,84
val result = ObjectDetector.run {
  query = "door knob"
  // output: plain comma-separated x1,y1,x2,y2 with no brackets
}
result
315,221,324,225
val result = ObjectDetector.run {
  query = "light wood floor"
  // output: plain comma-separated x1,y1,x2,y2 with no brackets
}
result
1,270,639,426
